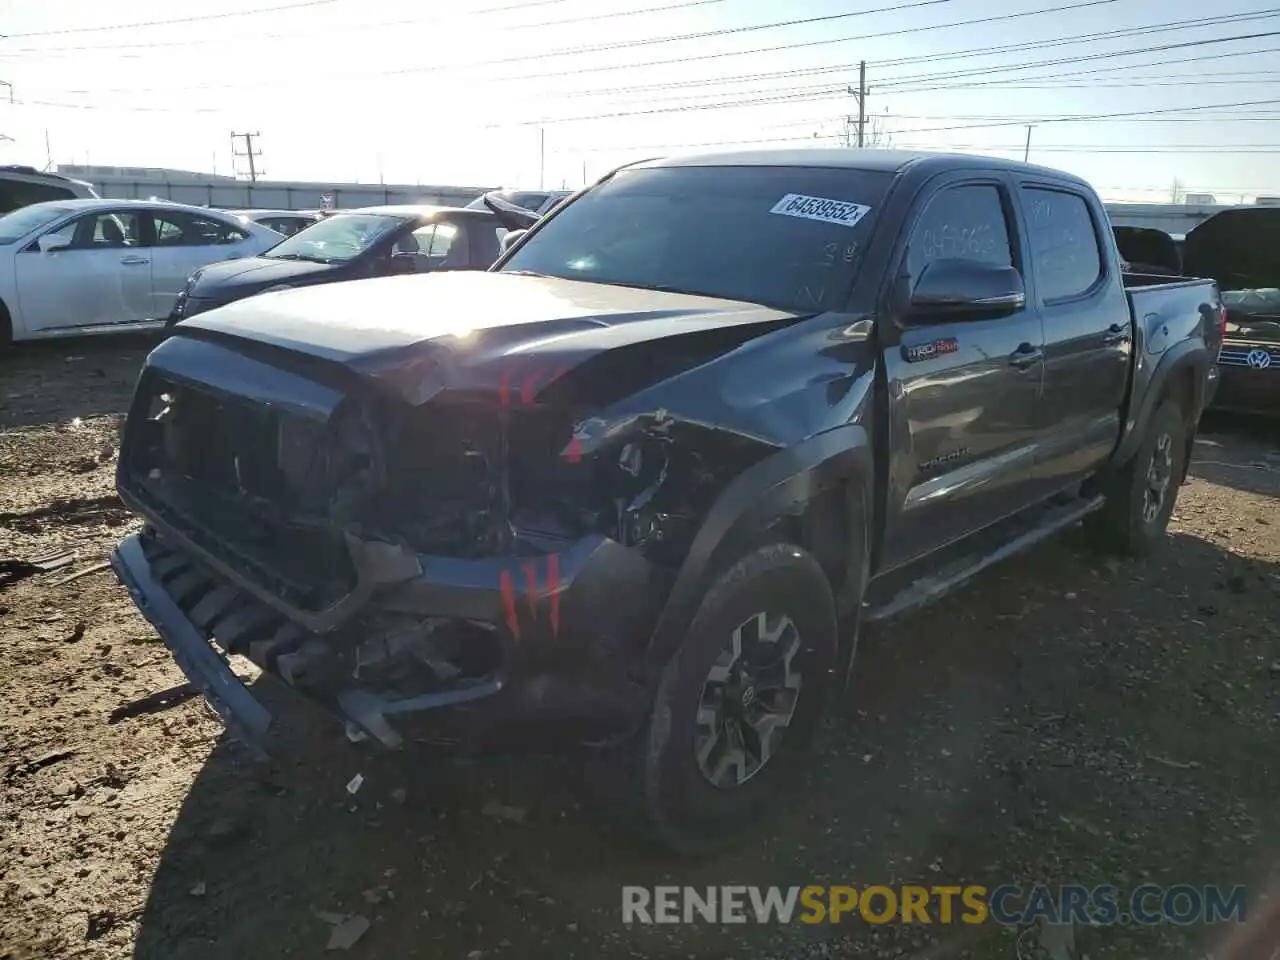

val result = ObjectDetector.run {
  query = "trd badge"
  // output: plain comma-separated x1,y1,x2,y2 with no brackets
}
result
902,337,960,363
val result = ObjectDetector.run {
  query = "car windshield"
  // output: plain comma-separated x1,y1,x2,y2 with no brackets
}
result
0,203,74,244
500,165,892,312
264,213,405,263
1221,287,1280,316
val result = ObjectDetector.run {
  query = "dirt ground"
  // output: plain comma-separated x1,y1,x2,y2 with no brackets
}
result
2,336,1279,960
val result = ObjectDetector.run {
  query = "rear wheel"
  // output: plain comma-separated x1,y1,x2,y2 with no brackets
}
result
598,543,839,854
1086,399,1186,556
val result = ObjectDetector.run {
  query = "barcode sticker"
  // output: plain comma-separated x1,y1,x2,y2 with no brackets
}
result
770,193,871,228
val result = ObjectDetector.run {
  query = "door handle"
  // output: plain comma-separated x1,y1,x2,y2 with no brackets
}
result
120,256,150,266
1101,322,1131,345
1008,342,1043,370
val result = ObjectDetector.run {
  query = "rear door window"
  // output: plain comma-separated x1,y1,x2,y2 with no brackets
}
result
152,212,248,246
1021,187,1103,301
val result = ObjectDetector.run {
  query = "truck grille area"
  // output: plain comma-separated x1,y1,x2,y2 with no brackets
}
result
134,529,505,709
119,370,359,613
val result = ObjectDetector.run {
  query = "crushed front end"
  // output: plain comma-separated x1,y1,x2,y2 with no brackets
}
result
109,334,708,751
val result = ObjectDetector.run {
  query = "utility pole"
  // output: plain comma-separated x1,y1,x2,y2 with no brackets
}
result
230,131,263,183
1023,124,1033,162
539,127,546,189
843,63,868,148
857,60,866,148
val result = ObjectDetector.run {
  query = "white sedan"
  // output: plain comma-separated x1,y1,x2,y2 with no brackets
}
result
0,198,282,346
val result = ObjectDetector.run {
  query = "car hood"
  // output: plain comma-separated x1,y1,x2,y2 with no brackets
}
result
1183,208,1280,292
1113,226,1181,275
1181,209,1280,344
190,256,338,293
176,271,805,405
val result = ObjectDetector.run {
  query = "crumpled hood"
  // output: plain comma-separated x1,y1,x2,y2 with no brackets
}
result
189,256,337,294
175,271,804,404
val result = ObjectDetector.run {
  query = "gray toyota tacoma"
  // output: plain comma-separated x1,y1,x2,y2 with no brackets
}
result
110,150,1223,851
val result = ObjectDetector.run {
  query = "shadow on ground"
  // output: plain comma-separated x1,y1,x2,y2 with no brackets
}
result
129,527,1280,960
1192,413,1280,499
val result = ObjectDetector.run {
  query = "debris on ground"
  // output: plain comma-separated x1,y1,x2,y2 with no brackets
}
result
107,683,197,724
325,914,371,951
54,561,112,587
482,801,527,824
0,550,77,587
6,747,75,782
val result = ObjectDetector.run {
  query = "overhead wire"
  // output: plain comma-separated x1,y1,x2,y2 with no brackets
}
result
29,0,970,95
8,0,352,38
0,0,720,57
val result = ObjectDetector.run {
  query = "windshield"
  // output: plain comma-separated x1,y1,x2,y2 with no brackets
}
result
1222,287,1280,316
264,213,405,263
500,165,891,312
0,203,74,244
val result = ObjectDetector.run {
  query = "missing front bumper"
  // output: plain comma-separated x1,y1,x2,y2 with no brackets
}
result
109,533,508,750
110,528,664,752
110,534,273,744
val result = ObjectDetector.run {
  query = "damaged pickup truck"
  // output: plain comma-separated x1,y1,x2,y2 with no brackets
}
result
110,150,1223,851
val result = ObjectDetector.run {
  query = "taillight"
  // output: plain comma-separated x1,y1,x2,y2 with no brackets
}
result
1216,302,1227,361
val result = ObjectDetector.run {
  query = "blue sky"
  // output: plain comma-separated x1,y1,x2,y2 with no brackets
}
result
1,0,1277,200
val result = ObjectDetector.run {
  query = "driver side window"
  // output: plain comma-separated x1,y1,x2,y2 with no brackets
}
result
907,184,1014,282
64,211,143,250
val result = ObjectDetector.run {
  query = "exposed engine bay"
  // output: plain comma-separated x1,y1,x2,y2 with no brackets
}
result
123,365,769,585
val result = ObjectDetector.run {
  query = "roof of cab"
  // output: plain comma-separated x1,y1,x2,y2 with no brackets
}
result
632,148,1088,185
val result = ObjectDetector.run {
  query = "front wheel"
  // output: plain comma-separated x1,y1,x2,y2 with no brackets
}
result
1086,399,1187,557
629,543,839,854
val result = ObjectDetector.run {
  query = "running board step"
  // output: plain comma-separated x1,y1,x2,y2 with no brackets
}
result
864,495,1105,623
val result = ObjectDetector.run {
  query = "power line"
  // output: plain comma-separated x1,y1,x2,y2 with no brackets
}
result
911,76,1280,87
897,143,1280,152
883,97,1280,134
23,2,1278,110
1,0,704,56
8,0,347,38
17,4,1280,131
875,48,1280,89
551,40,1280,105
549,96,1280,151
873,26,1280,89
867,6,1280,69
27,0,966,95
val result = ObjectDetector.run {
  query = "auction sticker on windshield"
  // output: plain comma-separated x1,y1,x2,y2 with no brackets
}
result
770,194,872,228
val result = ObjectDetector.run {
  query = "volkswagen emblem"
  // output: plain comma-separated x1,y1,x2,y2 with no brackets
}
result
1246,348,1273,370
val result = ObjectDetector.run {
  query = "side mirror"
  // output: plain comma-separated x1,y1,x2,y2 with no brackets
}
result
38,233,72,254
908,259,1026,320
500,229,527,254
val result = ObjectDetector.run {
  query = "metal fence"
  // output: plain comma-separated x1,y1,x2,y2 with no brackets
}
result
85,176,495,211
